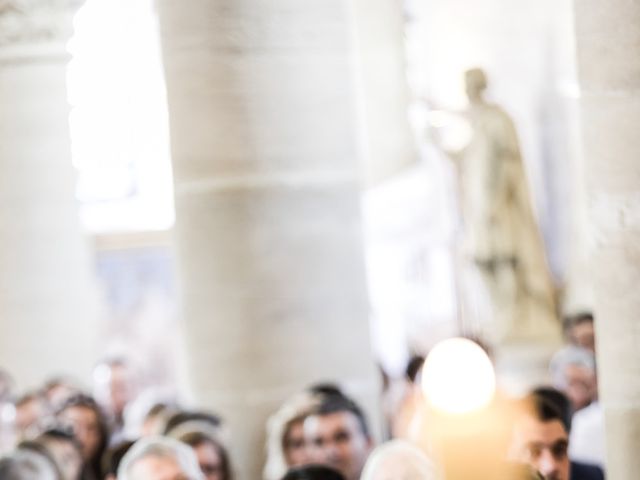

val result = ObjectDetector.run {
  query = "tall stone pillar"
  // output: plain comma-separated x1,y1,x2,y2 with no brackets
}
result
0,1,101,389
351,0,417,185
573,1,640,477
154,1,378,478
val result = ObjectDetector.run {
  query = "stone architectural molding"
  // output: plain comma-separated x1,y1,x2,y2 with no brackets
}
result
0,0,83,47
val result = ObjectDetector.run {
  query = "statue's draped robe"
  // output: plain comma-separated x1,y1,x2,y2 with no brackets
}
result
457,103,557,341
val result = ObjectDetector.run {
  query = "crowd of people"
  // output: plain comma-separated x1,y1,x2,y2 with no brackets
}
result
0,313,604,480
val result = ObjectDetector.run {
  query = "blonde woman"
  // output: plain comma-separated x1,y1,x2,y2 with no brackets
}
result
360,439,438,480
263,391,322,480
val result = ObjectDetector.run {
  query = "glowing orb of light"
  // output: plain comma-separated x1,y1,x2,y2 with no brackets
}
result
421,337,496,414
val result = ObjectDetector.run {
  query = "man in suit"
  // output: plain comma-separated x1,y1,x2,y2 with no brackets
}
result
303,392,373,480
509,390,604,480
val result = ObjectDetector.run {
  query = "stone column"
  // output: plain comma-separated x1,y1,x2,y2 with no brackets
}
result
0,1,101,389
351,0,417,185
154,1,378,478
573,1,640,478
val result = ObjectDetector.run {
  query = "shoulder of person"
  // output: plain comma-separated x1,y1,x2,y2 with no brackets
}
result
570,461,605,480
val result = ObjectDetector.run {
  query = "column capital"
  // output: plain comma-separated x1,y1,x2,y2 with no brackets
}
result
0,0,83,60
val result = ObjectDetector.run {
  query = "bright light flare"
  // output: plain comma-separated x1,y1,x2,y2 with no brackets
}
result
421,337,495,414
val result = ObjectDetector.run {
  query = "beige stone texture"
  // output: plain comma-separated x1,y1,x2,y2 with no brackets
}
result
574,0,640,477
174,186,373,393
574,0,640,93
352,0,418,185
163,51,357,181
155,1,379,478
158,0,356,183
0,7,101,389
591,243,640,401
603,407,640,474
580,96,640,195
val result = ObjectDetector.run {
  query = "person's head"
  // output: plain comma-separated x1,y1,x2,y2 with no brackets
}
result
0,448,59,480
35,428,83,480
360,439,437,480
55,394,109,467
508,394,571,480
164,410,229,480
530,388,571,434
0,368,15,403
562,363,596,412
404,355,425,384
264,391,323,480
303,393,373,480
43,378,79,412
464,68,488,103
179,431,233,480
549,346,597,412
281,464,346,480
15,440,64,479
142,402,178,437
117,436,204,480
93,358,137,423
563,313,595,353
101,440,136,480
283,417,308,467
14,392,49,438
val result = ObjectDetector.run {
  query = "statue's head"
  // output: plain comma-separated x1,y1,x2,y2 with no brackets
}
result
464,68,488,103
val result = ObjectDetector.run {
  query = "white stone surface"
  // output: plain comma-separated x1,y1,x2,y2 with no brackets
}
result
574,0,640,477
155,1,379,478
0,5,101,390
351,0,418,185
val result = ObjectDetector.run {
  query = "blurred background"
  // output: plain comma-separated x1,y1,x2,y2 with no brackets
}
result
0,0,637,478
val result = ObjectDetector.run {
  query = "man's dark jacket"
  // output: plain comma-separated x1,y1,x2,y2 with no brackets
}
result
571,461,604,480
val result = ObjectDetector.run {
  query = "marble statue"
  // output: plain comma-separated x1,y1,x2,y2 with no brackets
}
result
429,68,558,343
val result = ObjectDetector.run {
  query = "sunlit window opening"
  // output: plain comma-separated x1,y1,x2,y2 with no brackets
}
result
67,0,174,234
